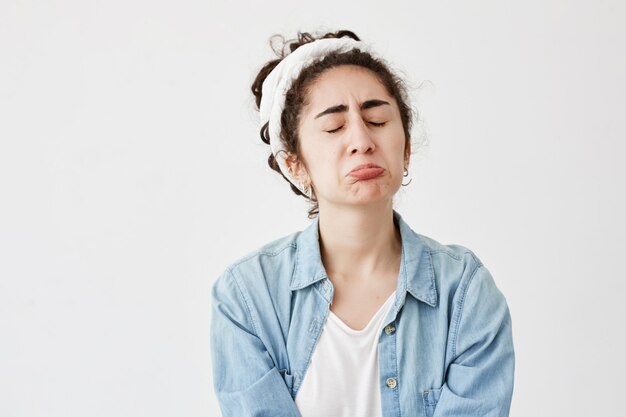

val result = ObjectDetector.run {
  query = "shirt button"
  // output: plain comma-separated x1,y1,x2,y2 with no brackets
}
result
384,325,396,335
386,377,397,389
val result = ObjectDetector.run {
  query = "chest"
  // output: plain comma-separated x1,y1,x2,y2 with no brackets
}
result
282,284,449,415
294,290,396,417
329,277,397,331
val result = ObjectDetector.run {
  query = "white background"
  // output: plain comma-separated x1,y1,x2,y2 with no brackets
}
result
1,1,625,416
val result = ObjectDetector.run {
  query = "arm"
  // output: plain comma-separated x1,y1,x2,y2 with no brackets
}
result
210,269,301,417
431,265,515,417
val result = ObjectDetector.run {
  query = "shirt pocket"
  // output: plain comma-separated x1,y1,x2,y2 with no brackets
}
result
421,387,443,417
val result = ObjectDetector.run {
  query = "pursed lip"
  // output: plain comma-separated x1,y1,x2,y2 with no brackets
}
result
348,163,384,175
347,163,386,180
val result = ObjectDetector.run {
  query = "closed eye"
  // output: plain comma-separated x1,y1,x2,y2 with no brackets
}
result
326,126,343,134
325,121,387,134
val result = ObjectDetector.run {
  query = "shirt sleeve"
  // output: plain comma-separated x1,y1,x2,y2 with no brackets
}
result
431,265,515,417
210,268,301,417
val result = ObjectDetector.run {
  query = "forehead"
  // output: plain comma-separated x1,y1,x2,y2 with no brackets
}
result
304,65,391,106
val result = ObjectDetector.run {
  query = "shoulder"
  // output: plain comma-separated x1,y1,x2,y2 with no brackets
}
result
230,231,300,269
210,230,306,340
424,233,507,313
413,231,501,306
409,232,510,351
211,230,301,300
419,233,484,273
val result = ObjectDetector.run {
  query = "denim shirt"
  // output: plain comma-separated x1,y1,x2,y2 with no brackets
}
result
210,211,515,417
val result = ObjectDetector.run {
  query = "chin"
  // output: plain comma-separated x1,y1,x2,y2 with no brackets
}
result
348,181,399,203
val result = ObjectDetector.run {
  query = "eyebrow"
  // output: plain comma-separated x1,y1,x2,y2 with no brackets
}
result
314,99,390,119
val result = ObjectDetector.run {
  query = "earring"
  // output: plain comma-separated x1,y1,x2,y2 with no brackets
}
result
301,182,312,200
402,167,413,186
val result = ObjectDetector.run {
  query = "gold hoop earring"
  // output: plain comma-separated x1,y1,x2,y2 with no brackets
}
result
401,167,412,186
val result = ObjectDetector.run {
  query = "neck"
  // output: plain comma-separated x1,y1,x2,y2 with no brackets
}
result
317,200,401,283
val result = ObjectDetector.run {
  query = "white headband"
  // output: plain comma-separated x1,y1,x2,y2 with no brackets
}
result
259,37,379,193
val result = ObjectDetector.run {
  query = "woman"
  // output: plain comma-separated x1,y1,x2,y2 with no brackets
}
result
210,30,514,417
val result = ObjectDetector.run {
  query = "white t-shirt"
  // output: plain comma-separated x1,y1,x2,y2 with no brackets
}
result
295,291,397,417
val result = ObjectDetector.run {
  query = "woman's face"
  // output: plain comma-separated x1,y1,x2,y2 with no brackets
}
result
289,65,409,209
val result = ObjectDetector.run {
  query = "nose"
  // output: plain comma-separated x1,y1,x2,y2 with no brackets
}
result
346,117,376,155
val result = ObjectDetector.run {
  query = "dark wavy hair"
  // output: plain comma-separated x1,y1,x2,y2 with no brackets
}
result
251,30,416,218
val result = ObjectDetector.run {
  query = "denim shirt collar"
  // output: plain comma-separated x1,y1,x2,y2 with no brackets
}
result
289,210,438,307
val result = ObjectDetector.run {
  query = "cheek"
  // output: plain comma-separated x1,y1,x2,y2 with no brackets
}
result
300,143,331,174
311,151,339,177
390,129,408,163
305,150,344,187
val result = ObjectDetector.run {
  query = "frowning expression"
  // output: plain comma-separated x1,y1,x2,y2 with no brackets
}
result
289,65,410,209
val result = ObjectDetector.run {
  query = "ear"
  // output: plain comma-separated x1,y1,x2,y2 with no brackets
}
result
285,152,310,184
404,141,412,169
